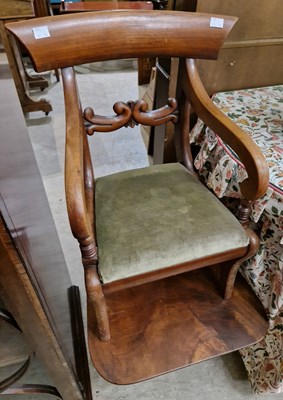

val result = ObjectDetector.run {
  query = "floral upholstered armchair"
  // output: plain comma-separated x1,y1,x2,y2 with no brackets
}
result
191,84,283,393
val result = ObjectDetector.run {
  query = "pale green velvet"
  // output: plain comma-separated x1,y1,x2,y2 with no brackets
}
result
95,163,249,284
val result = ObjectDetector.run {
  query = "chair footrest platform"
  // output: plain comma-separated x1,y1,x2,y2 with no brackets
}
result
88,267,267,384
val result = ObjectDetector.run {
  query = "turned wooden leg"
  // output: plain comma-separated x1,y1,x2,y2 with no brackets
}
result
54,69,60,82
84,265,110,341
225,228,260,299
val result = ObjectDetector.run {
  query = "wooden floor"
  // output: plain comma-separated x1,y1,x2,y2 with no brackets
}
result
88,267,267,384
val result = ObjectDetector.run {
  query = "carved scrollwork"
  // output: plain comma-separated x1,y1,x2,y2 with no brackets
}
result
133,98,178,126
84,101,133,135
84,98,178,135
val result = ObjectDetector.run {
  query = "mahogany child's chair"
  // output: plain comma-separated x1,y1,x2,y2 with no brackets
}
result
7,11,269,384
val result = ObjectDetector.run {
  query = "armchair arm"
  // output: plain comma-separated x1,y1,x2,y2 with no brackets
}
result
62,67,97,262
184,59,269,201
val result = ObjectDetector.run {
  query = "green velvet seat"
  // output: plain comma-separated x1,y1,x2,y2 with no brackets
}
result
95,163,249,284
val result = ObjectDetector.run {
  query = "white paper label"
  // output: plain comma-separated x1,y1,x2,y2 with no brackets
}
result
32,26,50,39
210,17,224,29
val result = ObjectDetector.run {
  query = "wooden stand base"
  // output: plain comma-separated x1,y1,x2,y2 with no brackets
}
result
88,268,267,384
0,20,52,115
0,309,61,397
26,71,49,90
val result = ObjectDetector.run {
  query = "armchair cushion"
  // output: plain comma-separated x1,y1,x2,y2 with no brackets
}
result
95,163,249,283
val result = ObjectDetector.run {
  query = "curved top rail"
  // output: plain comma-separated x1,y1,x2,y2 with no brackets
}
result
6,10,237,72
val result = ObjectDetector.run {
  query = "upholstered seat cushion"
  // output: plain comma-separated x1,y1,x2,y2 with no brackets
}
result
95,163,249,284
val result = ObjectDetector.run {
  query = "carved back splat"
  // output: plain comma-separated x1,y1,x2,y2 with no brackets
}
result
84,98,178,134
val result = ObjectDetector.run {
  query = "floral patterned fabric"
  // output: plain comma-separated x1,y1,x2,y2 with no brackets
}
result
190,85,283,394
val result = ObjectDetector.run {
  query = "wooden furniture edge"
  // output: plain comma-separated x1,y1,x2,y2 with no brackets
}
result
0,214,84,399
184,58,269,200
5,11,237,71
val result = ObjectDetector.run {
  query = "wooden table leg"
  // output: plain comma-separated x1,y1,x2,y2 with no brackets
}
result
150,57,171,164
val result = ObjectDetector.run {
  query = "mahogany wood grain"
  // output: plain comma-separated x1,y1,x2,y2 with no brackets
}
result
59,1,154,87
88,268,267,384
60,1,153,13
6,11,237,72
